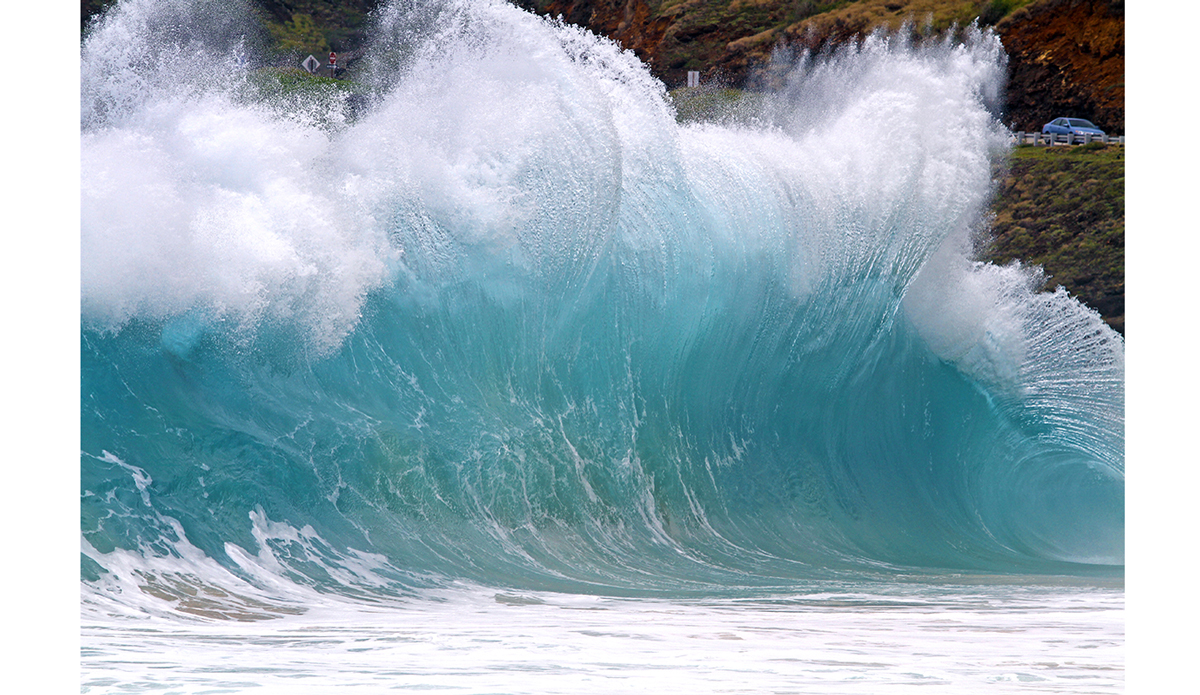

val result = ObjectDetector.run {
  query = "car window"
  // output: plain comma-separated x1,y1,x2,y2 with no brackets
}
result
1068,119,1096,128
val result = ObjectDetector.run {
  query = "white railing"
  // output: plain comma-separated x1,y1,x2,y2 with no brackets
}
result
1012,131,1124,146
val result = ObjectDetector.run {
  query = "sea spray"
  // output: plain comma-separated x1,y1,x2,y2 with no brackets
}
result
82,0,1123,620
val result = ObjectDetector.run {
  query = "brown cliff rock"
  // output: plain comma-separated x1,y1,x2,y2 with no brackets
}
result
995,0,1123,133
537,0,675,64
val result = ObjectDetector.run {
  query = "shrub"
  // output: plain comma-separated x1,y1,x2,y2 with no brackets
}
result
268,13,330,56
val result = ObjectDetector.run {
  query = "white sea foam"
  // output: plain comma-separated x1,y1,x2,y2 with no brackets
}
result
80,93,395,352
82,580,1124,694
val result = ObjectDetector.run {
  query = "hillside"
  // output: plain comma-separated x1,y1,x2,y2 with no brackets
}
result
982,144,1124,333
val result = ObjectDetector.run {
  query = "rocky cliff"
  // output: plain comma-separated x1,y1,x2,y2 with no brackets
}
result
995,0,1123,133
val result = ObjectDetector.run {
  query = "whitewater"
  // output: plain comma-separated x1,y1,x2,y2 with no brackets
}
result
80,0,1124,691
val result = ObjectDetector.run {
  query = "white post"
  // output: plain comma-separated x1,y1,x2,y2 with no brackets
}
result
687,71,699,88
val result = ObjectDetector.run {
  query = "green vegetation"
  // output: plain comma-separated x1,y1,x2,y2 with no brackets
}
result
978,0,1035,26
241,67,367,129
669,87,766,124
247,66,356,95
266,13,330,56
254,0,376,53
981,143,1124,333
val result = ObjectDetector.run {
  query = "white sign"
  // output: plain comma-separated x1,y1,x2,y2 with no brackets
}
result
302,55,320,74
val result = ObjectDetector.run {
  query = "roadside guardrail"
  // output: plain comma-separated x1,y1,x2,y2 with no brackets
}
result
1012,131,1124,146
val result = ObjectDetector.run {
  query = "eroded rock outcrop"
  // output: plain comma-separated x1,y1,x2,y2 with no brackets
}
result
995,0,1123,133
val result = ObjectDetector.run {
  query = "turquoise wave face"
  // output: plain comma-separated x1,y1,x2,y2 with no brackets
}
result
81,0,1123,606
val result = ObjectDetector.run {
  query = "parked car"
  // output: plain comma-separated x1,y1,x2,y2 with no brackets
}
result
1041,117,1106,137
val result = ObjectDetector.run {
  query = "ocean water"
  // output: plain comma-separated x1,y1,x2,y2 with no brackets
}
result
80,0,1124,691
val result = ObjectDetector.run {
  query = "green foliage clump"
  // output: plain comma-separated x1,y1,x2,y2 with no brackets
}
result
268,13,330,56
249,67,352,96
240,67,366,130
976,0,1035,26
978,0,1014,25
669,87,765,124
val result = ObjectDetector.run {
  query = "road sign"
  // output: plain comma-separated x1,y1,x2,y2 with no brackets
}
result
329,52,337,66
302,55,319,73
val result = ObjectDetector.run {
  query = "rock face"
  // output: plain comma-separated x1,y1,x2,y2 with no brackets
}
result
518,1,675,65
995,0,1123,134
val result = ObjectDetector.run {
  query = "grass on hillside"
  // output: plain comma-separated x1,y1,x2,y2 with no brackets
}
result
241,67,369,128
669,87,767,123
249,67,355,93
981,143,1124,333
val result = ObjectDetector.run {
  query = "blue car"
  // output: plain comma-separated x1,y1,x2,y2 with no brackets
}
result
1041,117,1106,137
